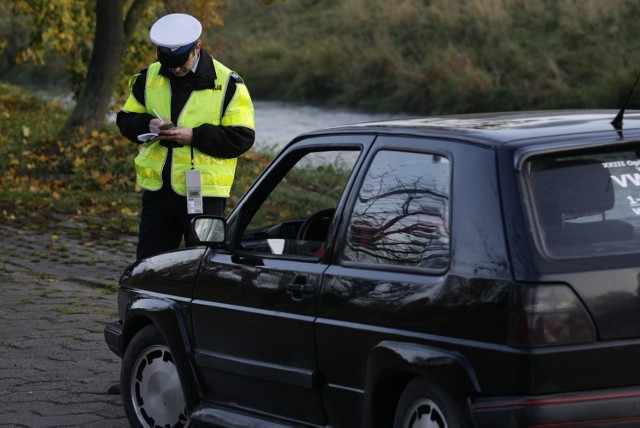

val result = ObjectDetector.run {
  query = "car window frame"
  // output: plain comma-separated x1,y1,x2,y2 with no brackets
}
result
224,134,375,261
335,138,453,275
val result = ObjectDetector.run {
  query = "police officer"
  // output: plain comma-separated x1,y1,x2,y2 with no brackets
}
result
117,13,255,261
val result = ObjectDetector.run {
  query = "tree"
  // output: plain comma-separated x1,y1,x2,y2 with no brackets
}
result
5,0,224,132
65,0,149,132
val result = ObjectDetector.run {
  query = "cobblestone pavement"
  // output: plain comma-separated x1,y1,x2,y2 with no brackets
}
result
0,225,137,427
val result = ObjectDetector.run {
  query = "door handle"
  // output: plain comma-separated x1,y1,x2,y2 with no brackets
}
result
284,276,316,300
284,283,316,294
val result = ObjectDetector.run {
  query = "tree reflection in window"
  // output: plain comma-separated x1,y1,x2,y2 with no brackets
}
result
343,150,450,270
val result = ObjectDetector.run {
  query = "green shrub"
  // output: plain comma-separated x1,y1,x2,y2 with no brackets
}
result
215,0,640,114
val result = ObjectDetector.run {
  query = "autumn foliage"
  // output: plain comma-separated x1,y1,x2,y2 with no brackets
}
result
0,82,271,237
0,83,135,235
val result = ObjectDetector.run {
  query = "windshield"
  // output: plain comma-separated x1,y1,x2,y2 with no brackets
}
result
524,147,640,258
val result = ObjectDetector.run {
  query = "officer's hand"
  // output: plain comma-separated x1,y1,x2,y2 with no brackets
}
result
156,126,193,146
149,118,168,134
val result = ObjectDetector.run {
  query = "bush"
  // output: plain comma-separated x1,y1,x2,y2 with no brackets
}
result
215,0,640,114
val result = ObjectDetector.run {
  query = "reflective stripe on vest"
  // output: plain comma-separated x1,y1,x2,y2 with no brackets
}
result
134,60,238,197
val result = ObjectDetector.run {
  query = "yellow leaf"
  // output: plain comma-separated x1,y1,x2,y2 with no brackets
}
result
22,126,30,138
97,172,114,185
51,235,59,241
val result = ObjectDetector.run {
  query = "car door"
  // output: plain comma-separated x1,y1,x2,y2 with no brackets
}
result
314,137,512,425
190,136,371,425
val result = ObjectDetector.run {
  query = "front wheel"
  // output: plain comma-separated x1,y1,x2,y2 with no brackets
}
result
394,378,468,428
121,325,190,428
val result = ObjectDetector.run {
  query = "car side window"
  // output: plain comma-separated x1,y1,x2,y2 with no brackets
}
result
238,149,360,258
342,150,451,271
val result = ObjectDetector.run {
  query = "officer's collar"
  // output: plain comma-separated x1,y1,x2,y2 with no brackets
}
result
191,53,201,74
159,49,217,88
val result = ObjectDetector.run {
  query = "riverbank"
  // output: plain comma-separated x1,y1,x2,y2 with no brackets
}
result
252,100,410,149
216,0,640,114
0,82,411,240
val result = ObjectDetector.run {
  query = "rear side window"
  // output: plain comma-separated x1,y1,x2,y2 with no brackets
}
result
525,149,640,258
342,150,451,271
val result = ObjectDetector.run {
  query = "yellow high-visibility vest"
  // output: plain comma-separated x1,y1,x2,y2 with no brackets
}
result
124,59,254,197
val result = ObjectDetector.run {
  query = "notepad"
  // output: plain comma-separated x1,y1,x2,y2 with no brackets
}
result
137,133,158,142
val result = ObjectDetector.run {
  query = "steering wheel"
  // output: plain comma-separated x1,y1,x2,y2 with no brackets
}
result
297,208,336,241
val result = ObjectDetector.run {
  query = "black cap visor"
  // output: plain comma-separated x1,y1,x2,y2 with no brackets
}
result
157,43,195,68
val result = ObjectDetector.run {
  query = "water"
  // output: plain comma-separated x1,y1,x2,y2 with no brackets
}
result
253,101,410,149
36,88,410,149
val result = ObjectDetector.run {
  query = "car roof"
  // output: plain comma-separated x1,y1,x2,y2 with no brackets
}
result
300,110,640,149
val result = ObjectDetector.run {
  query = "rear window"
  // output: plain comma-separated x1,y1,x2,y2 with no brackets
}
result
525,148,640,258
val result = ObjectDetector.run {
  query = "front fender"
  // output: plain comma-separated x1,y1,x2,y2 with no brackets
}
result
364,341,481,427
122,295,202,410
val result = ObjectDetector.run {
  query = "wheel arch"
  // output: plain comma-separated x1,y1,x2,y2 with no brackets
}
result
364,341,481,428
122,295,203,409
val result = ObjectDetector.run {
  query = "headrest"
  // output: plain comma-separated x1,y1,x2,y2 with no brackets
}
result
533,160,614,221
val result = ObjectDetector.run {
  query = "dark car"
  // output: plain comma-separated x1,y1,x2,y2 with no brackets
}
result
105,110,640,428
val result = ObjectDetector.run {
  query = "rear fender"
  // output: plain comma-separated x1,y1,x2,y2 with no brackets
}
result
364,341,481,427
122,295,202,409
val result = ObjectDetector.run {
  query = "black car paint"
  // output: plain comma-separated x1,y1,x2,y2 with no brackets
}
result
106,110,640,427
112,248,206,411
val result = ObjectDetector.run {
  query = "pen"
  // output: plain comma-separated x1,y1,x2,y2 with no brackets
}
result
152,109,165,121
152,108,175,130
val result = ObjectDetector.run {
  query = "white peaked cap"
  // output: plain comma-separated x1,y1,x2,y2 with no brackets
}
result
149,14,202,50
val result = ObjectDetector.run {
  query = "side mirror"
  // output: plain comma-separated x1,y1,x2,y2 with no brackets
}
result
190,216,226,246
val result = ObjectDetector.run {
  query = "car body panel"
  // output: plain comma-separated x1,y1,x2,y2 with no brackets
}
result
106,110,640,427
123,295,203,409
191,251,327,425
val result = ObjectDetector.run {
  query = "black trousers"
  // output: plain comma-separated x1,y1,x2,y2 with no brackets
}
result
137,185,226,261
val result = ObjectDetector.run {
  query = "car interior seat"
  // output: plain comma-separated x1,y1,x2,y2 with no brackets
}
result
531,159,633,253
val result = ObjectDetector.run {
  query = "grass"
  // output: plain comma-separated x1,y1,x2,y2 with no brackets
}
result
56,306,89,315
0,82,274,238
0,82,347,238
214,0,640,114
3,0,640,117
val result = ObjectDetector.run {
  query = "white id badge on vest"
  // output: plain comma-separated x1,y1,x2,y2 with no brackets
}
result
186,169,204,214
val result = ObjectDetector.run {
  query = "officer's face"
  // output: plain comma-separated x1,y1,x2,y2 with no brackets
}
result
170,44,201,77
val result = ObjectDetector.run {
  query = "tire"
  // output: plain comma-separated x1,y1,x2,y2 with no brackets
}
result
121,324,190,428
394,378,468,428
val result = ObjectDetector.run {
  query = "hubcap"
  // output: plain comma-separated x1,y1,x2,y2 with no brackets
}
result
130,344,189,427
403,398,448,428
